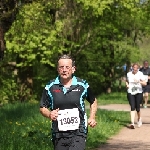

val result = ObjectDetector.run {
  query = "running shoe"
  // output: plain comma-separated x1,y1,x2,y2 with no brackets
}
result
143,105,147,108
130,123,135,129
137,118,142,127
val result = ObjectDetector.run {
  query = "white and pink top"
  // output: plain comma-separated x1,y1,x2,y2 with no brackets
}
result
127,71,146,95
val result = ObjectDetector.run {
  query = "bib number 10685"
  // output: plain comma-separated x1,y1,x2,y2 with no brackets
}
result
57,108,80,131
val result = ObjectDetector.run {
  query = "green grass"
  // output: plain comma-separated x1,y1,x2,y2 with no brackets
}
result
0,103,53,150
97,92,128,105
0,101,130,150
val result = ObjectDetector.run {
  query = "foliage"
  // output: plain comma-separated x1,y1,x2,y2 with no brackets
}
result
0,54,19,105
5,0,147,67
5,1,59,67
74,0,146,92
1,0,150,103
138,36,150,64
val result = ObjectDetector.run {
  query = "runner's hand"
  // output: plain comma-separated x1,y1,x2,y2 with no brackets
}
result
49,108,59,121
88,118,97,128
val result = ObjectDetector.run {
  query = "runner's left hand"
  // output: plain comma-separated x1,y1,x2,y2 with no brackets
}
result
88,118,97,128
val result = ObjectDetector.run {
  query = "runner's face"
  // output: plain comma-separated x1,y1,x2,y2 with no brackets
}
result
57,59,75,80
144,62,149,68
132,65,139,74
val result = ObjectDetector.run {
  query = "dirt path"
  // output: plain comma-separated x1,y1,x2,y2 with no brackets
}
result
95,104,150,150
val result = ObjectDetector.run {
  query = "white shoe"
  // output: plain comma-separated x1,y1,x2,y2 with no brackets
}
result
137,118,142,127
130,123,135,129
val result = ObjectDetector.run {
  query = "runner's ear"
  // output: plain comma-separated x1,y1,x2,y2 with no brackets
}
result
72,66,76,73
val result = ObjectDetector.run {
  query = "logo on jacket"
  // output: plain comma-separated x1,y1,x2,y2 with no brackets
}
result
53,89,61,93
72,89,80,91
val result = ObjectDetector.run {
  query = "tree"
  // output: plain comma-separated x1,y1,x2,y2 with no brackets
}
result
2,0,150,104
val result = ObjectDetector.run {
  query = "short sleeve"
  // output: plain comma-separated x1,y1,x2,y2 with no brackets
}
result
140,72,147,81
148,68,150,75
86,87,96,104
40,89,50,108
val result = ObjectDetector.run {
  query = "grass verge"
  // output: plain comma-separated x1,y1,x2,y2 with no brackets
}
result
0,102,129,150
97,92,128,105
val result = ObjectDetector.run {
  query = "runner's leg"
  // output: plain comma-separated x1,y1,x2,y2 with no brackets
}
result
143,92,148,107
135,93,143,120
69,136,86,150
54,137,70,150
127,93,136,124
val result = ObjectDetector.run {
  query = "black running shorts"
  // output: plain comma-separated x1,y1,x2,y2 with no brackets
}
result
54,135,86,150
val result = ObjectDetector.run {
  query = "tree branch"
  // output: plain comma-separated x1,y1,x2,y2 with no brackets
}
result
74,32,91,56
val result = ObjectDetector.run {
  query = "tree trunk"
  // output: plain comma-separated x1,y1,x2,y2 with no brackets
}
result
0,26,5,60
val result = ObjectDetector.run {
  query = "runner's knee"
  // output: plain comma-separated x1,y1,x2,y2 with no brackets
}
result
143,92,148,97
131,107,135,111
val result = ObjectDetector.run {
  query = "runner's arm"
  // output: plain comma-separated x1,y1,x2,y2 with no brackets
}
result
86,87,98,127
139,80,147,86
88,98,97,128
40,107,51,118
39,89,59,120
40,107,59,121
89,98,97,120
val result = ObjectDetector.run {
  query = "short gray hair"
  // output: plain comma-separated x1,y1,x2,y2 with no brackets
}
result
143,60,148,64
58,54,75,66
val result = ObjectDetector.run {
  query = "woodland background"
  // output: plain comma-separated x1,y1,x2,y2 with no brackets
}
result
0,0,150,105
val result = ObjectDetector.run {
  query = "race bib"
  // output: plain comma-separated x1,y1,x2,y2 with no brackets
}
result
131,85,139,95
57,108,80,131
131,86,138,92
